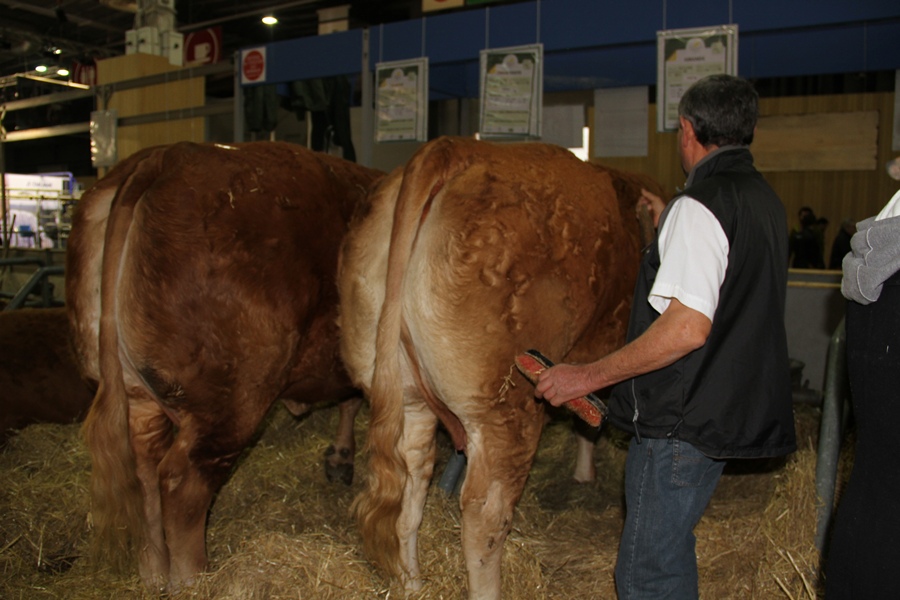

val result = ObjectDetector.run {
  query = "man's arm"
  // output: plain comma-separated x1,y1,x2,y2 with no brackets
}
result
534,297,711,406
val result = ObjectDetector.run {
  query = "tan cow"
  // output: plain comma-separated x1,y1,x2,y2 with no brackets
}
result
339,136,661,598
65,141,383,592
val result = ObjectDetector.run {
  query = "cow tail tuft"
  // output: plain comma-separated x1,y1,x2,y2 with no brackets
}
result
81,153,162,574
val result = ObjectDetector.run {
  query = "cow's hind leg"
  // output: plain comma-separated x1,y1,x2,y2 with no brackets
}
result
325,396,364,485
128,395,174,589
156,411,259,592
459,408,544,600
396,396,439,593
573,420,601,483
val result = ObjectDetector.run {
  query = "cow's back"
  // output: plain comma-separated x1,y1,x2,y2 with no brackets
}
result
415,144,640,382
346,138,643,408
113,142,381,409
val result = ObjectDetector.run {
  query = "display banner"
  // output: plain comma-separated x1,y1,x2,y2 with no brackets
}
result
375,58,429,143
656,25,738,132
479,44,543,139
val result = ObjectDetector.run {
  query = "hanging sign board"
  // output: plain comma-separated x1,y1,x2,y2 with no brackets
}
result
479,44,543,139
656,25,738,132
375,58,429,143
241,47,267,85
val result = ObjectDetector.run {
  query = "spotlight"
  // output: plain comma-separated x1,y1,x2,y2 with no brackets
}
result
262,15,278,25
35,65,48,72
57,68,70,77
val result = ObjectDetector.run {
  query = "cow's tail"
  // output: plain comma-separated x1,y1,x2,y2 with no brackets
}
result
354,137,471,578
81,150,164,573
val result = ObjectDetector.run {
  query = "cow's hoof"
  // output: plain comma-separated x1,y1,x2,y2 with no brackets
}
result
324,445,354,485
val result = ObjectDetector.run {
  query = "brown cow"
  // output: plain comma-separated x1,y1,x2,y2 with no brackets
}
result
65,141,383,592
0,307,94,446
339,136,660,598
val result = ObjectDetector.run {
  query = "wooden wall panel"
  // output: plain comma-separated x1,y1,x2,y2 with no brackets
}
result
754,111,878,172
96,53,206,166
587,92,897,263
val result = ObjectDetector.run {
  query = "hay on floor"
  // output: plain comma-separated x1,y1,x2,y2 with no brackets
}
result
0,402,832,599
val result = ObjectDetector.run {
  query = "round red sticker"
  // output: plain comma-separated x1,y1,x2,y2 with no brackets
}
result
243,50,265,81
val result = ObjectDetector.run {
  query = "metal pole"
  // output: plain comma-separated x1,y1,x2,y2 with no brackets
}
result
815,316,848,553
1,138,7,251
360,28,373,168
233,51,245,143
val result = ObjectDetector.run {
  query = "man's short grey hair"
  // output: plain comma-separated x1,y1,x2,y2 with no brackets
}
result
678,74,759,148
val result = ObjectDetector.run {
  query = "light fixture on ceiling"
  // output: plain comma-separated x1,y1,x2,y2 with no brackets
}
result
262,15,278,26
35,65,48,73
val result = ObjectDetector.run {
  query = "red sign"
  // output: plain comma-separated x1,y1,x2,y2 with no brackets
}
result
242,49,265,83
184,27,222,66
72,59,97,86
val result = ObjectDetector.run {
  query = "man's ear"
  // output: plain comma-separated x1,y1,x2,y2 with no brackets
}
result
679,116,695,142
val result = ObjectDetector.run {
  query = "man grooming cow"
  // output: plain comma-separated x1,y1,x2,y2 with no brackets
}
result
535,74,797,599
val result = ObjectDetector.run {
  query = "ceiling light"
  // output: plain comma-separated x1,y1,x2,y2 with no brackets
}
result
35,65,48,72
57,68,70,77
262,15,278,25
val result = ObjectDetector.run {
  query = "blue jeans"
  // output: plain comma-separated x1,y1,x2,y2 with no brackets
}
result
615,437,725,599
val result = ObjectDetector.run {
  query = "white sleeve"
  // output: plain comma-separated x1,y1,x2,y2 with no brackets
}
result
648,197,729,322
875,189,900,221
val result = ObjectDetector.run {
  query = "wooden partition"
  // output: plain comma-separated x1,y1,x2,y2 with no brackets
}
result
96,53,206,168
590,91,897,261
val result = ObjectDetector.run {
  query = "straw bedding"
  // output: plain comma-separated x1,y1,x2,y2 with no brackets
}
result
0,400,836,599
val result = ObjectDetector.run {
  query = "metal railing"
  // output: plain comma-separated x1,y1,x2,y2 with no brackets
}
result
815,317,850,553
0,257,64,310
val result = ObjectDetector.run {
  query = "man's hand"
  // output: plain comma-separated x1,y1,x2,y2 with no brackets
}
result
535,362,597,407
638,188,666,228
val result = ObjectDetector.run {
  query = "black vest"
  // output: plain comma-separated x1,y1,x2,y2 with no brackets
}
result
607,148,797,459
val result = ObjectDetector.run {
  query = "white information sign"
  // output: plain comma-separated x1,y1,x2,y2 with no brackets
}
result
657,25,738,132
375,58,429,143
479,44,543,139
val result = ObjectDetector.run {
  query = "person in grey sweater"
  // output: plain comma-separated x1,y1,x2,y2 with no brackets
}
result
826,186,900,599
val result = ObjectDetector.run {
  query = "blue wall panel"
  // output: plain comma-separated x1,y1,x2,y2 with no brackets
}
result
544,45,658,90
253,0,900,97
259,29,362,83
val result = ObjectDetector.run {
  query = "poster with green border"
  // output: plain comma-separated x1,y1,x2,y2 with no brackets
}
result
479,44,543,139
656,25,738,132
375,58,429,142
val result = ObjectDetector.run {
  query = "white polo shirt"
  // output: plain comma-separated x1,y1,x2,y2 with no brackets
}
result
649,196,730,322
